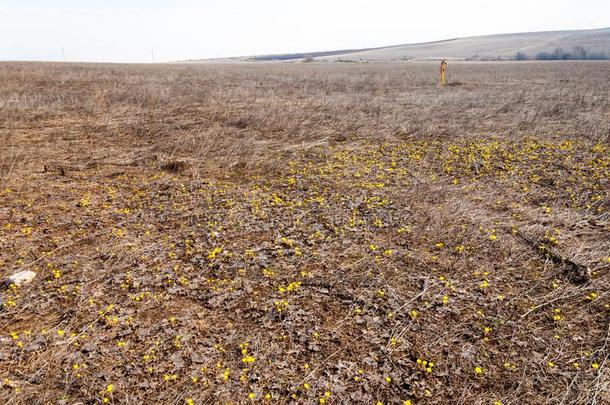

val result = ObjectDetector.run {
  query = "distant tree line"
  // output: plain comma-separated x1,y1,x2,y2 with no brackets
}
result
249,47,379,61
514,47,609,61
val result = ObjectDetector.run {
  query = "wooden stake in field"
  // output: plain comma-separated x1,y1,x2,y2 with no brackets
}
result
440,60,447,85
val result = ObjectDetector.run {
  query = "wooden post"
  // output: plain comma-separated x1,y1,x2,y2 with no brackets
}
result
440,60,447,85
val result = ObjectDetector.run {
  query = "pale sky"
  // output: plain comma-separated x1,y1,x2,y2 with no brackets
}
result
1,0,609,62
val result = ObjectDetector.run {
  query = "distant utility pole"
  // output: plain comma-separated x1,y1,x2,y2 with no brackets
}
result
151,50,155,64
61,47,66,62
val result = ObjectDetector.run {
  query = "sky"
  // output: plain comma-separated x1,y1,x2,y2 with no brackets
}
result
1,0,609,63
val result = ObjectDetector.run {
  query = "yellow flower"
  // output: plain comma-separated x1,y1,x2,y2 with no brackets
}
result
78,193,91,207
207,247,222,260
105,384,113,393
474,366,483,375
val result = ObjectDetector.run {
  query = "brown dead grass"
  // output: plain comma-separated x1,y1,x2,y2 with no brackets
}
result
0,61,609,404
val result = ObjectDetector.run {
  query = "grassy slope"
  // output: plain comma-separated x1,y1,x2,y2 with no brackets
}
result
189,28,610,62
320,28,610,61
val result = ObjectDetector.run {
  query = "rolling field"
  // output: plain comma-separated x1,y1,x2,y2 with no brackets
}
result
196,27,610,62
0,61,609,404
317,28,610,61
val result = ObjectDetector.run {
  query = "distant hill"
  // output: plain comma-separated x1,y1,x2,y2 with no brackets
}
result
186,27,610,62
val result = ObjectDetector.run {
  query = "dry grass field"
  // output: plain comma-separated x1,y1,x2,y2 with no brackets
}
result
0,61,609,404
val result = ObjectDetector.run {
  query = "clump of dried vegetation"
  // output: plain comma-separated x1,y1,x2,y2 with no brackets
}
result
0,61,609,404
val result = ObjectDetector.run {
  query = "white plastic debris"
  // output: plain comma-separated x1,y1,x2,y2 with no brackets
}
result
5,270,37,287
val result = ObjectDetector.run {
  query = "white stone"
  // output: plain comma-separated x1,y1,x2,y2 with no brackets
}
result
6,270,36,287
